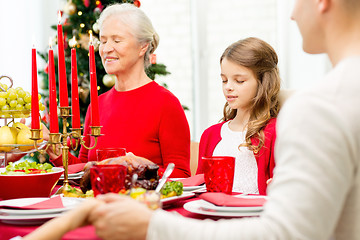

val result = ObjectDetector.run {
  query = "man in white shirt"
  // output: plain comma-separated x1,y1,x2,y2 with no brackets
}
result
23,0,360,239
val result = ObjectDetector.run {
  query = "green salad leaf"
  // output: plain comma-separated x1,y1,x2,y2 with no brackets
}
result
160,181,183,196
1,160,54,175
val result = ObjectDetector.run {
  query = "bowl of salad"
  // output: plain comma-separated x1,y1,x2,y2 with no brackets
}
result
0,161,64,200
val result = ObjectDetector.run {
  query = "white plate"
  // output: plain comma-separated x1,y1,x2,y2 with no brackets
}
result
183,199,263,217
0,213,61,225
169,178,205,192
183,185,206,191
0,196,84,216
60,171,84,180
199,195,267,212
161,192,195,205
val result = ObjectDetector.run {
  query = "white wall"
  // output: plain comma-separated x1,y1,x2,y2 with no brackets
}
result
0,0,331,141
0,0,60,92
276,0,331,90
142,0,331,140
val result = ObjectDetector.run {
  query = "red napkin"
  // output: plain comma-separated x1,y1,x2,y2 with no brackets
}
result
66,163,86,174
0,195,64,210
178,174,205,187
199,192,266,207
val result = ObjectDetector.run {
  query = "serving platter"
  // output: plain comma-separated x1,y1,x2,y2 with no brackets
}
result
0,109,31,119
0,141,48,154
161,192,195,205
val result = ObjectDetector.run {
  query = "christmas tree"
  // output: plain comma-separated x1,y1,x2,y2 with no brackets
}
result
38,0,169,132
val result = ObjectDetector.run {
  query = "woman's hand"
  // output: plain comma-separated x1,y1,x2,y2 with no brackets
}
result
89,193,153,240
46,143,61,160
40,121,50,142
40,123,62,159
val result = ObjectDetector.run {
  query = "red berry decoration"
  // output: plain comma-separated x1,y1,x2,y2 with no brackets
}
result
44,64,49,74
83,0,90,8
134,0,141,8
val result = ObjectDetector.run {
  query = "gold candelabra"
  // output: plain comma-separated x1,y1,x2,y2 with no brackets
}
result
30,106,101,194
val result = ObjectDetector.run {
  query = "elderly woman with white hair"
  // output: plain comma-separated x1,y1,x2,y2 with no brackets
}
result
49,3,191,178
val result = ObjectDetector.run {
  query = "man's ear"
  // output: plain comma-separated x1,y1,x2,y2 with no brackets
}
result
318,0,331,13
139,43,149,57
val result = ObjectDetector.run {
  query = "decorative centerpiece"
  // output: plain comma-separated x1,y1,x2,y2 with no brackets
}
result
29,12,102,195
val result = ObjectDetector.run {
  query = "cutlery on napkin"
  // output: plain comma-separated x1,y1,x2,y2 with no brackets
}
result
199,192,266,207
178,174,205,187
0,195,64,210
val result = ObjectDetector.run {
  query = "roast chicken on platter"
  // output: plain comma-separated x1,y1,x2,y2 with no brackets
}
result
80,153,159,193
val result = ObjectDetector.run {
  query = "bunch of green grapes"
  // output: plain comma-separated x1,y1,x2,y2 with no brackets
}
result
0,83,45,116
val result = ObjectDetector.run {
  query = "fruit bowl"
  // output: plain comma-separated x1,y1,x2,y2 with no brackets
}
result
0,141,48,154
0,167,64,200
0,110,31,119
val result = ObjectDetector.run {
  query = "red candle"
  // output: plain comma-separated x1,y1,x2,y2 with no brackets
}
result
89,33,100,126
31,46,40,130
57,11,69,107
70,37,81,129
48,41,59,133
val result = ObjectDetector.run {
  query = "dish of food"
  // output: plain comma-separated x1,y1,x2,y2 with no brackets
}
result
0,163,63,200
1,161,54,175
80,154,160,194
62,180,194,206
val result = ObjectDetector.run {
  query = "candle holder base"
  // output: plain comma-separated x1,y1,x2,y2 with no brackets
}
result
55,181,70,195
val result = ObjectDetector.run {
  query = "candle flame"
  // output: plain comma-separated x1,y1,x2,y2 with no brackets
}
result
69,36,77,48
89,32,93,45
49,37,52,49
58,11,62,24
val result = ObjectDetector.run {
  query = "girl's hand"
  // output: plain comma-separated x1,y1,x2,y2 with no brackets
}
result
266,178,273,185
23,199,103,240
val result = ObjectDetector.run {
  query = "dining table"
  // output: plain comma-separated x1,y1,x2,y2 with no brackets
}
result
0,198,205,240
0,186,246,240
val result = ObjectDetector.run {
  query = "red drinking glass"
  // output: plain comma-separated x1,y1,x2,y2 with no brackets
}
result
203,156,235,194
90,164,127,196
96,148,126,162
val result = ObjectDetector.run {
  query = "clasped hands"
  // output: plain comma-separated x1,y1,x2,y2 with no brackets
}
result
23,193,153,240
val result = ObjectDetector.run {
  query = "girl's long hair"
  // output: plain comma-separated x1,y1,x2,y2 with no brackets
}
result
220,37,281,153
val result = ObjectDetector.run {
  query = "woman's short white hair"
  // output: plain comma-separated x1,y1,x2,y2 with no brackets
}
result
98,3,159,68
